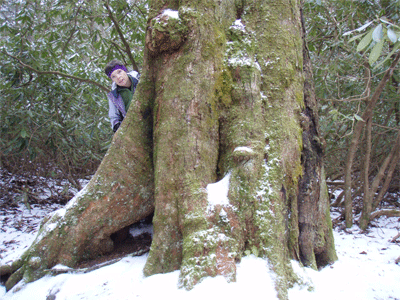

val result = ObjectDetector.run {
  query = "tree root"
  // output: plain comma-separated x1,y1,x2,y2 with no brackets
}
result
48,246,150,275
2,246,150,291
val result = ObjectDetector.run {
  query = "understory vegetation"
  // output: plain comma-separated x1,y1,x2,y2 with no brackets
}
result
0,0,147,189
305,0,400,228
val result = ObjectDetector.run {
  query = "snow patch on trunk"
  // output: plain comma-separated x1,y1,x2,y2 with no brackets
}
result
234,146,254,154
161,9,179,19
206,173,231,210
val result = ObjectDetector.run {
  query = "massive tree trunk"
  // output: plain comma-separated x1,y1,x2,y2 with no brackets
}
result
4,0,336,299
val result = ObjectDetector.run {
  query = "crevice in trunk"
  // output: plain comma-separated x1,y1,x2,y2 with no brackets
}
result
78,213,154,269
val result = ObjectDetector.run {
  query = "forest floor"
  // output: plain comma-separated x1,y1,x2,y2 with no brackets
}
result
1,167,400,299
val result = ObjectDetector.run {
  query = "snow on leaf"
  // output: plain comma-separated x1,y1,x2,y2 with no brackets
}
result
356,21,374,32
219,208,228,218
372,24,383,42
343,21,373,36
387,29,398,43
380,17,398,28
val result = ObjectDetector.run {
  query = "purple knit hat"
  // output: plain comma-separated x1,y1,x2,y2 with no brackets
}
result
106,64,128,78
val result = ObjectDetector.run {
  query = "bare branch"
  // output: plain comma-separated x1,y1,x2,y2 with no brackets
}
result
62,6,81,55
5,52,109,93
104,0,139,72
371,123,400,131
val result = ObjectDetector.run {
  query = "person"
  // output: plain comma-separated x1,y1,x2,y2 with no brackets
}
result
104,59,140,133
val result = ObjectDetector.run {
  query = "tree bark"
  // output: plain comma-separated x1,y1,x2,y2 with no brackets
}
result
296,7,337,268
4,1,337,298
359,118,373,230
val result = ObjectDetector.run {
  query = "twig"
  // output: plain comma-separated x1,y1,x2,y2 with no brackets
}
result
4,52,109,93
391,233,400,243
104,0,139,72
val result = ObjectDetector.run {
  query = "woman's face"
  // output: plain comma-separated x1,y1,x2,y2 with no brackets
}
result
110,68,131,88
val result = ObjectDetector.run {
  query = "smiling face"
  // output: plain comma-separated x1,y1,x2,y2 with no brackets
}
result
110,68,131,88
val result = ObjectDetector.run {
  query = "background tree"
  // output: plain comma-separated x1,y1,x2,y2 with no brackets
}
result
304,0,400,229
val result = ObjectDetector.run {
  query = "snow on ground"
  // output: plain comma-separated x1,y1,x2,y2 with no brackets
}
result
1,202,399,299
0,203,62,265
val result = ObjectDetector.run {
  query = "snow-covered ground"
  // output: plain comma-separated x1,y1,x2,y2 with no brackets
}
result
1,202,399,299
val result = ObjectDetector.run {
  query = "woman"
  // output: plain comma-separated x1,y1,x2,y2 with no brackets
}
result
104,59,140,132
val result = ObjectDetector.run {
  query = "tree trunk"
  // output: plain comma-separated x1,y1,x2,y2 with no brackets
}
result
359,118,373,230
5,0,337,298
359,131,400,229
296,8,337,268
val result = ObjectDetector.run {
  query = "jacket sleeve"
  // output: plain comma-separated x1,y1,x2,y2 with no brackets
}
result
108,96,122,128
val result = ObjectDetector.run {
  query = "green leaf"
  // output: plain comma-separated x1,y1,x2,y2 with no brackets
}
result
369,38,384,65
354,114,364,122
20,128,28,138
348,32,367,43
357,28,373,52
373,41,400,69
328,109,339,115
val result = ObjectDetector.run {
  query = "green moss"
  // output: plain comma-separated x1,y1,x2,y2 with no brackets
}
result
296,90,305,109
214,69,233,107
5,267,24,291
179,226,239,289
